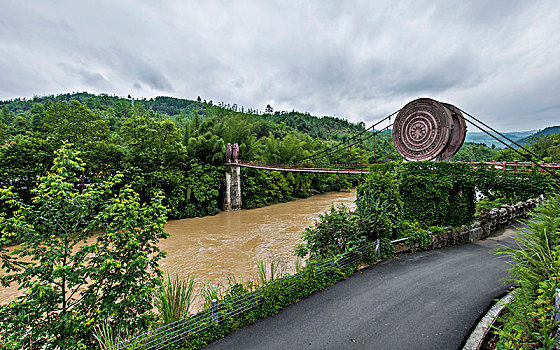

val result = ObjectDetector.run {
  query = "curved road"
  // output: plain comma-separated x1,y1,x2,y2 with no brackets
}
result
205,226,519,350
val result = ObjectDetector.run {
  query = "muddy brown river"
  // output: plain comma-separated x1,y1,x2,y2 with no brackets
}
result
0,190,356,305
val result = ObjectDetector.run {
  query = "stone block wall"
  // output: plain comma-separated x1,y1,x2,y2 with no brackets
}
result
404,196,545,252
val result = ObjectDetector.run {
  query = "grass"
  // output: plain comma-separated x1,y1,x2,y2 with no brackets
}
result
154,274,196,325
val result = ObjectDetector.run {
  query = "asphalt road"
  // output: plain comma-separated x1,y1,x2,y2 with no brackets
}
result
205,226,519,350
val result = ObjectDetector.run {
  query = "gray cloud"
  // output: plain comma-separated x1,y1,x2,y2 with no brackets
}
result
1,0,559,131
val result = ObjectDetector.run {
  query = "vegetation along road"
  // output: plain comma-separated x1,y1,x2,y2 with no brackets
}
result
205,226,519,350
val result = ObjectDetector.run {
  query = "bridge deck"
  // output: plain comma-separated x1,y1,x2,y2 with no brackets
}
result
226,160,560,174
225,161,371,174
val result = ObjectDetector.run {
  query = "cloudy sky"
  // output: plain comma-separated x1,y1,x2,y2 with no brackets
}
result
1,1,559,131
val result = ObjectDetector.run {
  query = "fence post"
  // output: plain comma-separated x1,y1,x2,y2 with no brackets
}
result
212,299,219,324
376,239,380,260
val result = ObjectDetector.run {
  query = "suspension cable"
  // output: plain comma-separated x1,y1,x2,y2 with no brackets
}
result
307,124,393,163
455,108,559,179
302,110,399,162
456,107,552,165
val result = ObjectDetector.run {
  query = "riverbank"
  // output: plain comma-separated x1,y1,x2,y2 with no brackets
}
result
0,190,356,306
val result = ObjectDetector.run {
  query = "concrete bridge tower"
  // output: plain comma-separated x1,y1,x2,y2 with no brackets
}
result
224,143,242,211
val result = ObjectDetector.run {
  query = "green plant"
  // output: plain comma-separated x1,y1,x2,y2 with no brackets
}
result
155,274,196,325
0,144,168,349
93,321,128,349
256,258,285,286
295,204,365,260
493,192,560,349
294,257,304,273
200,280,221,310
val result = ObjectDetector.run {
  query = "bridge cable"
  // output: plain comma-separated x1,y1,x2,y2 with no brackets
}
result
304,124,393,164
301,110,399,162
457,107,553,166
455,108,559,179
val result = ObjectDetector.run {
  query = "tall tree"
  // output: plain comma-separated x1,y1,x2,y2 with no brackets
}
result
0,145,169,349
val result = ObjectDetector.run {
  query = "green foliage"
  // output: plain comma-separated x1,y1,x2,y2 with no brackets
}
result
200,280,221,310
180,255,361,349
398,162,476,227
0,91,391,220
93,321,130,349
474,163,557,200
454,142,501,162
183,160,222,218
0,136,56,203
493,193,560,349
155,274,196,325
356,164,404,240
256,258,284,286
0,145,169,349
121,115,190,217
360,161,556,229
295,204,366,260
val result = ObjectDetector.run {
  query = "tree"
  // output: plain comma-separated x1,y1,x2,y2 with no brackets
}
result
30,103,46,132
0,145,169,349
0,120,7,143
120,115,189,217
265,104,273,114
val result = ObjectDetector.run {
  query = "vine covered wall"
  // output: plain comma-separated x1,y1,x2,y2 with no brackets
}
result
362,161,557,228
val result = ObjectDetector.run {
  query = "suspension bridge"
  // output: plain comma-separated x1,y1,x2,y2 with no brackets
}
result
223,98,559,210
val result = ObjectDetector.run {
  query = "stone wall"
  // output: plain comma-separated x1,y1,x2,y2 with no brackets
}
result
432,196,544,249
394,196,545,253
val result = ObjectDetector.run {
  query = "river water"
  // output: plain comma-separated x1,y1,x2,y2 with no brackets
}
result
0,190,356,305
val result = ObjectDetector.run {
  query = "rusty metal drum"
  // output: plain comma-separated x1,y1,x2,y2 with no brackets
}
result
439,103,467,161
393,98,453,161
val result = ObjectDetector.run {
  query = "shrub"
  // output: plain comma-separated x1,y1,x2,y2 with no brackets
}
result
494,192,560,349
0,145,168,349
155,274,196,325
295,204,365,260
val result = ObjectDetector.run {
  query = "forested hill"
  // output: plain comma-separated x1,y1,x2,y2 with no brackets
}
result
1,92,388,220
464,130,535,149
0,92,364,142
513,125,560,148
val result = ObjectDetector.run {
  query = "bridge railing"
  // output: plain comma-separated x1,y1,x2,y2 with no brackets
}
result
483,161,560,173
227,160,560,174
229,160,371,172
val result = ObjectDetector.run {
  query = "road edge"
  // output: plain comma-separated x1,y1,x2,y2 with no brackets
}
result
462,290,515,350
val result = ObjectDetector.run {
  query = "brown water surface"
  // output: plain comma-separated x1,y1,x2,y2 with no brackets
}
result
160,190,356,286
0,191,356,304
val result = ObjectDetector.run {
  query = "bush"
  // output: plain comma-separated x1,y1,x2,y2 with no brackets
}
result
0,145,169,349
295,204,365,260
494,192,560,349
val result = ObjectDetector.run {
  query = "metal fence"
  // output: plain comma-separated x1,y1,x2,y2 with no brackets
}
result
103,243,385,350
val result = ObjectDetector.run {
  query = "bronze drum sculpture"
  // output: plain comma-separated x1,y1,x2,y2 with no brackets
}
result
392,98,466,161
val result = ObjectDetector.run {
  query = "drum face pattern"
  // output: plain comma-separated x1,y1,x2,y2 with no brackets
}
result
393,98,454,161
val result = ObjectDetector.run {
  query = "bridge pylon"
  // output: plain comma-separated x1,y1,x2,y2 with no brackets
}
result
224,143,242,211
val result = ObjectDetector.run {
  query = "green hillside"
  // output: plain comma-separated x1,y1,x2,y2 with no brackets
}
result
0,92,389,220
0,92,363,143
512,125,560,148
464,130,535,149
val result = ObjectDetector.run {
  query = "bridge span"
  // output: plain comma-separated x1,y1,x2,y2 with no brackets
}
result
227,160,560,174
225,161,372,174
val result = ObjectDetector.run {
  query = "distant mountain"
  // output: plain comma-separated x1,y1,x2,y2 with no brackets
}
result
512,126,560,148
465,130,536,149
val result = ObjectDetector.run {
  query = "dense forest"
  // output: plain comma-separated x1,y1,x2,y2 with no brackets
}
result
0,92,396,219
1,92,558,219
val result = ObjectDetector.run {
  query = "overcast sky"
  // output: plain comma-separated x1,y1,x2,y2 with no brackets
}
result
1,1,559,131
